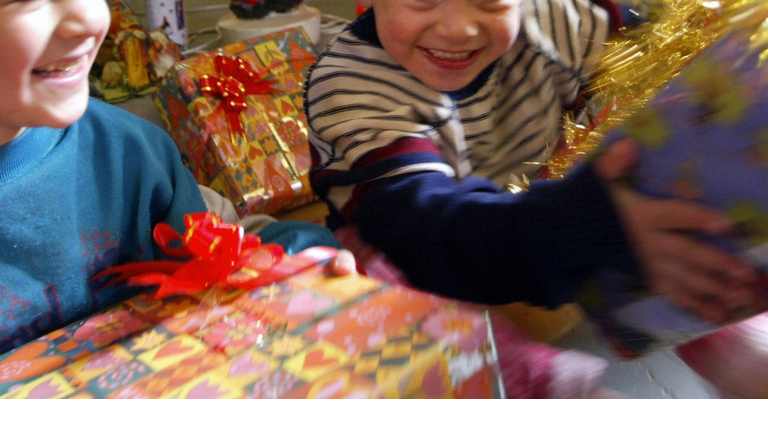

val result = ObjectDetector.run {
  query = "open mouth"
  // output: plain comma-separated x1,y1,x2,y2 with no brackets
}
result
32,57,84,78
421,47,479,70
426,48,474,61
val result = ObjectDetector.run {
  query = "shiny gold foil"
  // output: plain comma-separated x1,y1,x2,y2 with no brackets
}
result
545,0,768,181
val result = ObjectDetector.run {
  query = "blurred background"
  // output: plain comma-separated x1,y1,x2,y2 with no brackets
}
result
124,0,359,36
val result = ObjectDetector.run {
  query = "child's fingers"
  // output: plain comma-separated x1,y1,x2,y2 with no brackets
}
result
636,214,761,290
593,139,639,181
650,257,757,322
616,188,734,235
650,200,734,236
640,227,765,322
329,249,358,276
610,185,765,321
650,230,758,285
597,143,766,323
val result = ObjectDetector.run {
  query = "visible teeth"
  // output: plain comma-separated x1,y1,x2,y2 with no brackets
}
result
33,59,80,75
427,49,472,60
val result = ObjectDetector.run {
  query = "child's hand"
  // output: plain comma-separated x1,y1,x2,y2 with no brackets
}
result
328,249,359,276
594,140,765,323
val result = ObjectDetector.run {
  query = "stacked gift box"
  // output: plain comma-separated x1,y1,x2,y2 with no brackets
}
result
153,28,319,217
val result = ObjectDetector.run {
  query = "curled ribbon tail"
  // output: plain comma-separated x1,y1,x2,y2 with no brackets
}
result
130,274,212,300
152,222,192,259
92,261,185,286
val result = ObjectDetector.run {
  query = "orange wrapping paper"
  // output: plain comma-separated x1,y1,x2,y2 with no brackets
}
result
0,252,503,399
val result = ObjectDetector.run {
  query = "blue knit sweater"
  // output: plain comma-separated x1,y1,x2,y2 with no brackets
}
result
0,98,208,352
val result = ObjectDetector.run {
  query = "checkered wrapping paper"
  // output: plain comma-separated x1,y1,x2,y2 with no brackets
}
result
0,261,503,399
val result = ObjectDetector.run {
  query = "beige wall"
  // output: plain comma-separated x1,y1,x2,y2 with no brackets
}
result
305,0,358,20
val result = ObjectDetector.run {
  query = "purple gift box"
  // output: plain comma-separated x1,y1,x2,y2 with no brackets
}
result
579,30,768,358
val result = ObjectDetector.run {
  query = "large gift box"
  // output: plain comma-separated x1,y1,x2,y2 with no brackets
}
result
153,28,319,216
578,29,768,359
0,249,503,399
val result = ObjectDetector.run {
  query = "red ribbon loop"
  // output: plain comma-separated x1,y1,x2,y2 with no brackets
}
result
94,212,287,299
199,54,276,137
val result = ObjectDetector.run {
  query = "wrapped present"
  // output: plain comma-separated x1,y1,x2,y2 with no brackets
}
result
577,28,768,359
153,28,319,216
0,213,502,399
0,251,503,399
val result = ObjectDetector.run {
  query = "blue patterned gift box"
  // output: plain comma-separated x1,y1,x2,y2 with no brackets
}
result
579,30,768,359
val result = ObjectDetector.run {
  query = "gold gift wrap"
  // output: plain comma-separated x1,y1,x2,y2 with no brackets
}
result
154,28,319,216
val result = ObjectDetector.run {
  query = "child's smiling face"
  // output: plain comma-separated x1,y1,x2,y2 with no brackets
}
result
0,0,110,145
371,0,522,92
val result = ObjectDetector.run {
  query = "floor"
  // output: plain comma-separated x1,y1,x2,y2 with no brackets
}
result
123,0,722,398
556,322,720,398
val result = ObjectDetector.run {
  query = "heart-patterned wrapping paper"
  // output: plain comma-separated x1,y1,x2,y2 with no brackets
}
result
0,253,502,399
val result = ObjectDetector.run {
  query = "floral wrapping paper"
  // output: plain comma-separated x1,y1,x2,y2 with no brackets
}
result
153,28,319,216
0,254,503,399
578,30,768,359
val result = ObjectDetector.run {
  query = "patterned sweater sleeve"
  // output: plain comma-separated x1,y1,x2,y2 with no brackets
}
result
306,19,460,225
518,0,614,108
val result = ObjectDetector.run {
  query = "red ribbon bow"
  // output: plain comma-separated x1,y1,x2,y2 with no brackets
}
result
199,55,276,138
95,212,286,299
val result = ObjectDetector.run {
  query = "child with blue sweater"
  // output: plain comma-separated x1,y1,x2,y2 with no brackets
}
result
0,0,354,353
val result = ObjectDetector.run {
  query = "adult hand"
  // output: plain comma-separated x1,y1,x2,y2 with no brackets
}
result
593,140,765,323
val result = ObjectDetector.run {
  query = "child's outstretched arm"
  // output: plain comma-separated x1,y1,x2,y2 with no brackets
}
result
593,140,764,322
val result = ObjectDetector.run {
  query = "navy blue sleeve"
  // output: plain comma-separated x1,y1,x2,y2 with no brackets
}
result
354,163,641,307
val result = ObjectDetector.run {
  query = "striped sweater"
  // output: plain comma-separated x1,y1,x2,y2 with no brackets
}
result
305,0,640,307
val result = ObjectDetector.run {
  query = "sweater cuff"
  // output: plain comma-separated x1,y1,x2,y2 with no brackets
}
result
514,163,642,306
354,165,642,308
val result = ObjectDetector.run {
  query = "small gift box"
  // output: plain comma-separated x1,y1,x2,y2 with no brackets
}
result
579,29,768,359
153,28,318,216
0,221,503,398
